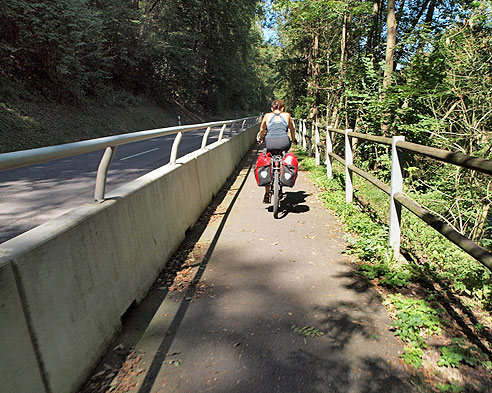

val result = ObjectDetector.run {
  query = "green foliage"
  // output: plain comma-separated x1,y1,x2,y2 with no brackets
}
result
385,293,442,369
0,0,111,100
438,338,492,369
0,0,267,113
358,263,389,280
401,208,492,309
435,383,464,393
290,324,324,338
402,345,424,369
379,266,416,288
387,294,442,348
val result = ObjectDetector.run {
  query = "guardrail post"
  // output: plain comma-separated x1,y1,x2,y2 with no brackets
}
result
241,120,246,130
315,123,320,166
308,122,313,157
345,129,354,203
170,132,183,165
389,135,405,258
326,125,333,179
218,124,227,141
302,120,307,150
201,126,212,149
94,146,117,202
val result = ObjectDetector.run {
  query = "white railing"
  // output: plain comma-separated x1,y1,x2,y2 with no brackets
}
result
0,116,261,201
297,119,492,271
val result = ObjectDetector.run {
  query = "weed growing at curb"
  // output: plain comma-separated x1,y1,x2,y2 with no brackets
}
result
438,338,492,369
296,150,492,392
385,294,443,368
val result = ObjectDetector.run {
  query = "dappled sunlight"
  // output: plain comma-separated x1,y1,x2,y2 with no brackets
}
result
0,126,235,243
132,243,412,392
75,152,415,393
0,102,39,125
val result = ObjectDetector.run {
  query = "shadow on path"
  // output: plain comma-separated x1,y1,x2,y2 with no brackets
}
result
267,190,311,218
78,146,415,393
136,149,255,393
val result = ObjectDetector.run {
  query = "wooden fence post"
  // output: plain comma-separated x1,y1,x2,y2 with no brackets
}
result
389,135,405,258
302,120,307,150
326,125,333,179
345,129,353,203
308,122,313,157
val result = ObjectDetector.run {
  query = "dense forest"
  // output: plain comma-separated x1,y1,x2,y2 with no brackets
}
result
0,1,490,236
1,0,491,242
266,0,492,246
0,0,272,112
0,0,275,153
2,1,492,387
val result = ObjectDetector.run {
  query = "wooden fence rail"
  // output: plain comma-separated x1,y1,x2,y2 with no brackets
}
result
295,119,492,271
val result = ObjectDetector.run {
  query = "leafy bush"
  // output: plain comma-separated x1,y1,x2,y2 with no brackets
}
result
402,208,492,309
387,293,443,369
435,383,464,393
387,294,442,348
402,346,424,369
438,338,492,369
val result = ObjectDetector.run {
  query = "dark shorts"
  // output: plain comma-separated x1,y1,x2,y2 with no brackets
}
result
265,136,291,153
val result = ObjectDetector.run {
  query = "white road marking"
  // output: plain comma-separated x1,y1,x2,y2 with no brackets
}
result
119,148,159,161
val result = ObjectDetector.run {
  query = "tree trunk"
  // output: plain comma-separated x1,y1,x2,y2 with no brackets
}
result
139,0,153,36
340,12,348,75
471,203,490,242
381,0,397,135
424,0,437,25
326,49,331,124
383,0,396,90
367,0,380,58
336,10,350,129
415,0,435,53
308,30,321,123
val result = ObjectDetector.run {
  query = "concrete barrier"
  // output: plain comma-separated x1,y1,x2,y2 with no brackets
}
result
0,124,259,393
0,260,47,393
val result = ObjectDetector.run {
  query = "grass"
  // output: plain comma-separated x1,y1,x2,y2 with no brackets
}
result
0,95,179,153
0,76,248,154
296,148,492,392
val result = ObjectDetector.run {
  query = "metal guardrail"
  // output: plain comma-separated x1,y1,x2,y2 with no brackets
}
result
0,116,260,201
296,119,492,272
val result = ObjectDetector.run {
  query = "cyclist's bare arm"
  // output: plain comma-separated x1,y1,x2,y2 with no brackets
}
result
258,114,269,143
287,114,296,142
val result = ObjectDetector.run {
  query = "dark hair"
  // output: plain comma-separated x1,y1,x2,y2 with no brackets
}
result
271,99,285,110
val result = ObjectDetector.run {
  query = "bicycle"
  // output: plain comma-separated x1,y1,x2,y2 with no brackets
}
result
269,149,285,219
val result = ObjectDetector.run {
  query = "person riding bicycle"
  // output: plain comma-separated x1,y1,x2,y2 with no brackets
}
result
258,99,296,203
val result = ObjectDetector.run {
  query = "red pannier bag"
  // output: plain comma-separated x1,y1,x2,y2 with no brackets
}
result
280,153,298,187
255,152,272,186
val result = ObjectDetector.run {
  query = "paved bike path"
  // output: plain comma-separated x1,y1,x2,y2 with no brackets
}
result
108,147,415,393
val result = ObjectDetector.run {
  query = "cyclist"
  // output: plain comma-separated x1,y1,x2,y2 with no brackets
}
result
258,99,296,203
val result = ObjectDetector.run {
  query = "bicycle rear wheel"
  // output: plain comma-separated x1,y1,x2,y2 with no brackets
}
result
273,171,280,218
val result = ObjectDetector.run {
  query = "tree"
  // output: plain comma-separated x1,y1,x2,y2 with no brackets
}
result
0,0,111,100
381,0,397,135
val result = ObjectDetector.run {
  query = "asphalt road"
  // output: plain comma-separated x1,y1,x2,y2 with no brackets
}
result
79,148,414,393
0,125,239,244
